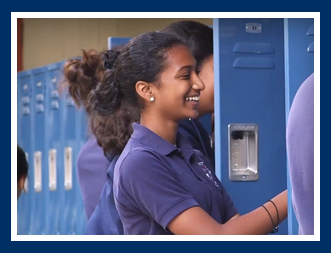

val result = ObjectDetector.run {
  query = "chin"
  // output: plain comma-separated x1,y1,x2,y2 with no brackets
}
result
188,110,199,119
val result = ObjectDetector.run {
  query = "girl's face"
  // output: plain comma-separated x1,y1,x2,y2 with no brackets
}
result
152,44,205,121
197,55,214,116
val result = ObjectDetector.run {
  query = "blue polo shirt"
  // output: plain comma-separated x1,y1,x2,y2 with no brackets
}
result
178,118,215,170
113,123,237,235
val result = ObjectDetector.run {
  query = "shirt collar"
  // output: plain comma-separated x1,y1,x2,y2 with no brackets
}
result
131,123,193,156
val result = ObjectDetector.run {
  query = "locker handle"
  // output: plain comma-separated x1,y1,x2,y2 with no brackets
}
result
64,147,72,190
49,149,57,191
34,151,42,192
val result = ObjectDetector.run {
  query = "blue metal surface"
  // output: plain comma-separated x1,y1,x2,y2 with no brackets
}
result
214,18,288,235
17,70,33,235
46,62,65,234
62,91,77,234
30,67,48,235
75,107,88,234
17,61,89,235
108,37,130,49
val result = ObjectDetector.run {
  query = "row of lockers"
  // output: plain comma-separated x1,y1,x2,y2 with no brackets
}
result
17,61,88,235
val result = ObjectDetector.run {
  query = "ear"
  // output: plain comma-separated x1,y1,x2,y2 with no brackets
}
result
17,176,26,199
135,81,155,102
18,176,25,191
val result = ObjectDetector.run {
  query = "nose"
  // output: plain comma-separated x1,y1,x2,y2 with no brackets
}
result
192,72,205,91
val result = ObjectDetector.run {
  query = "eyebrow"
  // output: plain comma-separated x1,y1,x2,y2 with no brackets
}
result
176,65,193,73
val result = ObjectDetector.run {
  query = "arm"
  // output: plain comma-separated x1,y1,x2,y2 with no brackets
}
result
228,213,240,221
121,151,286,235
168,190,287,235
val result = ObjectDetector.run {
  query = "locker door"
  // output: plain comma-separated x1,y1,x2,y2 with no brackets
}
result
46,62,65,234
284,18,314,235
108,37,130,49
62,90,77,234
75,107,88,235
30,67,48,234
17,70,33,235
213,18,288,234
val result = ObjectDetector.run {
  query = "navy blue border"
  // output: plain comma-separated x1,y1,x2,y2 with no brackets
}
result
9,6,323,247
319,10,325,243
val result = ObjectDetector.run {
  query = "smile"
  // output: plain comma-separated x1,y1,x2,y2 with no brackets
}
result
185,96,199,102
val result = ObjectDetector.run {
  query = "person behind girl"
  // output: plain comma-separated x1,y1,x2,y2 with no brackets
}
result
88,31,288,235
287,73,314,235
17,145,28,200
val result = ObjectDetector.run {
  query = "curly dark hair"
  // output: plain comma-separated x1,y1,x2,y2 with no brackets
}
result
161,21,213,67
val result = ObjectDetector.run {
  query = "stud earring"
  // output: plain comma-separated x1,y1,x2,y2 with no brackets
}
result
150,96,155,102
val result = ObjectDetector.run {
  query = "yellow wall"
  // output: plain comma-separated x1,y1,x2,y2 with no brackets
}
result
23,18,212,70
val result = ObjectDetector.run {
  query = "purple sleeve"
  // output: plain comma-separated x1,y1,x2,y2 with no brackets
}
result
286,73,314,235
77,138,110,219
117,151,199,230
218,183,238,221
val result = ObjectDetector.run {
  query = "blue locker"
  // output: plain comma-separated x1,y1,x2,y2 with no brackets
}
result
213,18,288,234
108,37,130,49
46,62,65,234
30,67,48,235
284,18,314,235
62,89,78,234
75,107,88,234
17,70,33,235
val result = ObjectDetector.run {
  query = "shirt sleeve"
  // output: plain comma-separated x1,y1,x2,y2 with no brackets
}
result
76,139,110,219
286,73,314,235
217,181,239,222
116,150,199,230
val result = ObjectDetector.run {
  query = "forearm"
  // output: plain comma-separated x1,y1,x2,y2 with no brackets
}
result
218,190,287,235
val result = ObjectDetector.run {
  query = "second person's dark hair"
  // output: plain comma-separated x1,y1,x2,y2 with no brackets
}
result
161,21,213,67
17,145,28,181
89,32,186,155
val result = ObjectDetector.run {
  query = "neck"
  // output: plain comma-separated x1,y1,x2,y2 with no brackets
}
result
140,112,178,146
197,108,210,119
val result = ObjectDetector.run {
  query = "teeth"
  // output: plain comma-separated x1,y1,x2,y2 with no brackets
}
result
185,96,199,101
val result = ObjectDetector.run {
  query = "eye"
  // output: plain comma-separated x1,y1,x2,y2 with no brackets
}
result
180,73,190,80
196,70,201,75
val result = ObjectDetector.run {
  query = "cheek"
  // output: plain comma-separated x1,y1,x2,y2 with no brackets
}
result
200,76,214,99
159,87,186,107
201,84,214,102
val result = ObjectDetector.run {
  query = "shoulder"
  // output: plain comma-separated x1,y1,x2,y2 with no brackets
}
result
77,138,110,171
290,73,314,114
117,148,170,178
